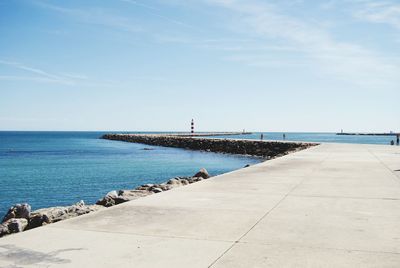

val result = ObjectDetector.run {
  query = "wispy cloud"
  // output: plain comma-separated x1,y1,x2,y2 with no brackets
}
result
0,59,74,85
199,41,300,52
353,1,400,30
0,60,117,87
34,0,197,33
154,34,301,53
118,0,199,31
319,0,338,10
200,0,400,88
33,1,143,33
0,75,70,84
60,72,89,80
225,54,312,67
316,0,400,30
119,0,159,11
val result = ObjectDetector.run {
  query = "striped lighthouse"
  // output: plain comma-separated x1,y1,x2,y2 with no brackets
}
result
191,119,194,135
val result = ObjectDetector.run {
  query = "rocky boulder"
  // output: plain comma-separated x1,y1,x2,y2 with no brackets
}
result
96,190,153,207
119,190,153,200
2,203,31,223
188,177,203,183
0,223,8,237
28,201,103,227
7,218,28,233
27,213,50,229
0,218,28,237
157,183,172,191
96,191,119,207
151,187,163,193
167,178,184,188
193,168,210,179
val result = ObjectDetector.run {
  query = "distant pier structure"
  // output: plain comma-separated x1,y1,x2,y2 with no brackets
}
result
191,119,194,134
337,132,399,136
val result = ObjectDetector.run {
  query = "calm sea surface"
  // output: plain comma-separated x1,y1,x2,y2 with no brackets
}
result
0,131,260,219
0,131,395,219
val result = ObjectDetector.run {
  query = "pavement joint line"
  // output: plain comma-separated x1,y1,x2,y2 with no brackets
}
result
152,190,288,198
206,242,238,268
288,194,400,201
3,144,400,267
207,188,298,267
235,240,400,255
208,151,332,268
367,147,400,184
47,225,237,244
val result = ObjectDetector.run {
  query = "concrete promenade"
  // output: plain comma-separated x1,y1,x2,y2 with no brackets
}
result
1,143,400,267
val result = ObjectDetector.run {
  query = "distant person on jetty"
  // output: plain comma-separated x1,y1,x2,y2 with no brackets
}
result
283,133,286,140
260,133,264,140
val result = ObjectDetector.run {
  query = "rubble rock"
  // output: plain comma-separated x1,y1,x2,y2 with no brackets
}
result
7,218,28,233
193,168,210,179
2,203,31,223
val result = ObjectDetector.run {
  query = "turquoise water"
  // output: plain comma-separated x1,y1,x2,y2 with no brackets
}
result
0,131,396,220
0,132,260,219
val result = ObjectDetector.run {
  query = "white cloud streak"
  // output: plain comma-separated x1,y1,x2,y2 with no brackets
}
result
353,1,400,30
33,1,143,33
0,60,117,87
35,0,197,33
118,0,199,31
202,0,400,88
119,0,159,11
0,60,75,85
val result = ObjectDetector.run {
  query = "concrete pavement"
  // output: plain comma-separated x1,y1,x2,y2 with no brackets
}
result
1,143,400,267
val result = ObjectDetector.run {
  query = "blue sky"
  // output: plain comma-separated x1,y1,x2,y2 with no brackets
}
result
0,0,399,132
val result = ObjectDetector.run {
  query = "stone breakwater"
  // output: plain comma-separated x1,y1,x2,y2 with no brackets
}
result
0,136,316,238
102,134,316,158
0,168,211,238
0,202,103,238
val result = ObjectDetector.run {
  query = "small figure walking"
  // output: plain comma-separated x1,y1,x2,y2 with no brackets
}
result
283,133,286,140
260,133,264,141
397,134,399,146
391,140,395,146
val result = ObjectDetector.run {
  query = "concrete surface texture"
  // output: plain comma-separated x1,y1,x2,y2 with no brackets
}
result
1,143,400,267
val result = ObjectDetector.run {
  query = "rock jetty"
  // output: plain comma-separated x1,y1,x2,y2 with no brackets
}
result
1,136,315,238
96,169,210,207
101,134,315,158
0,168,212,238
0,201,102,237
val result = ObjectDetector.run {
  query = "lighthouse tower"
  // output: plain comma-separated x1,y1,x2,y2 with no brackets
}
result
191,119,194,135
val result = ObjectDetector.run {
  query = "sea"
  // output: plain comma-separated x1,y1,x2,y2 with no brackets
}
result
0,131,396,219
0,131,260,219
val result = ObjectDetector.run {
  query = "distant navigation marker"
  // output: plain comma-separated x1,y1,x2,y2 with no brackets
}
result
191,119,194,134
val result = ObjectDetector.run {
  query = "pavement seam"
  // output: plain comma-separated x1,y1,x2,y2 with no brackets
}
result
235,240,400,255
367,147,400,184
208,149,332,268
46,225,236,244
289,194,400,201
